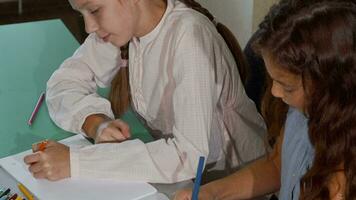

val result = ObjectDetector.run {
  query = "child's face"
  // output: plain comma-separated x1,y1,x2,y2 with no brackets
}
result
69,0,137,47
262,52,306,112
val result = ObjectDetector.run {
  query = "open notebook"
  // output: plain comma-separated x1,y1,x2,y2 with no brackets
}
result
0,135,159,200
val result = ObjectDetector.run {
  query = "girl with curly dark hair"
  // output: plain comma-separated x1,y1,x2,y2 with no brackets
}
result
174,1,356,199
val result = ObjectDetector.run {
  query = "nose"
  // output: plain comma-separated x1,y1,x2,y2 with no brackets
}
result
271,82,284,99
84,15,99,34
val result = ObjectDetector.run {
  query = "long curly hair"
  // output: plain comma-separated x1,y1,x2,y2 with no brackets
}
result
254,1,356,199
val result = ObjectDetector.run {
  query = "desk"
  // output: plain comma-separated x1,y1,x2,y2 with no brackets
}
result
0,19,153,159
0,19,78,158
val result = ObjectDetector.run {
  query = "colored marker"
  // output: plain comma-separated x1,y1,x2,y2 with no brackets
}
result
191,156,205,200
14,196,23,200
8,193,18,200
38,140,48,151
32,140,48,152
0,194,10,200
27,92,45,126
18,184,33,200
0,188,10,198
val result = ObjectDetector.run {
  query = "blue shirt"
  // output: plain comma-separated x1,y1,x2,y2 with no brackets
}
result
279,108,314,200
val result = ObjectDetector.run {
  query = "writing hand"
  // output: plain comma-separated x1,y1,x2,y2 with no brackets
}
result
24,141,70,181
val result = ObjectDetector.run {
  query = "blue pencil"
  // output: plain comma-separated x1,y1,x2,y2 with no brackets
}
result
191,156,205,200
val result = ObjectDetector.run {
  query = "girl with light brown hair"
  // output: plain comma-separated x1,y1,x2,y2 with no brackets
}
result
23,0,266,186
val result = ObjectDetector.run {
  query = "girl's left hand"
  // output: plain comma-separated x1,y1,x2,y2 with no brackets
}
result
24,141,70,181
173,189,193,200
174,188,216,200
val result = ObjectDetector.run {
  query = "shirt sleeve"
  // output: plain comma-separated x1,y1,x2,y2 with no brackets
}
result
69,22,220,183
46,33,123,134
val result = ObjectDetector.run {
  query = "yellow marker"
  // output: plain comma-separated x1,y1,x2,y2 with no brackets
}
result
15,195,23,200
18,183,34,200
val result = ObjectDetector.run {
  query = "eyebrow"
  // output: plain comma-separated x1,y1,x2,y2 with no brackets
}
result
274,79,293,88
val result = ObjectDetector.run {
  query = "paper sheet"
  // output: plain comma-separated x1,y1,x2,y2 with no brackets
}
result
0,135,157,200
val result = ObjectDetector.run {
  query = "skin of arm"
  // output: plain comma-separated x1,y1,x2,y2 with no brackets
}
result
82,114,110,138
328,165,346,200
174,129,285,200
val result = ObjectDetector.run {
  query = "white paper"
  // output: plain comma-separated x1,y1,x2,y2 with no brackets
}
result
0,135,158,200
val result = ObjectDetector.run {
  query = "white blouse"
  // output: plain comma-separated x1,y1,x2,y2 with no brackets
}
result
46,0,266,183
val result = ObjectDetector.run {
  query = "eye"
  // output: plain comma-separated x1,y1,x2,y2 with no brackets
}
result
283,87,296,93
90,8,100,15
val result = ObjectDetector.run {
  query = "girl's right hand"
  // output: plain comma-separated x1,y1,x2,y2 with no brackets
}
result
95,119,131,143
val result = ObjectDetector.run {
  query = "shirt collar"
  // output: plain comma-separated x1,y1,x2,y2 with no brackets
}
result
133,0,174,47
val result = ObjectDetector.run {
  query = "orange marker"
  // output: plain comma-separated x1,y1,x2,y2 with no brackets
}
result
38,140,48,151
32,140,48,152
